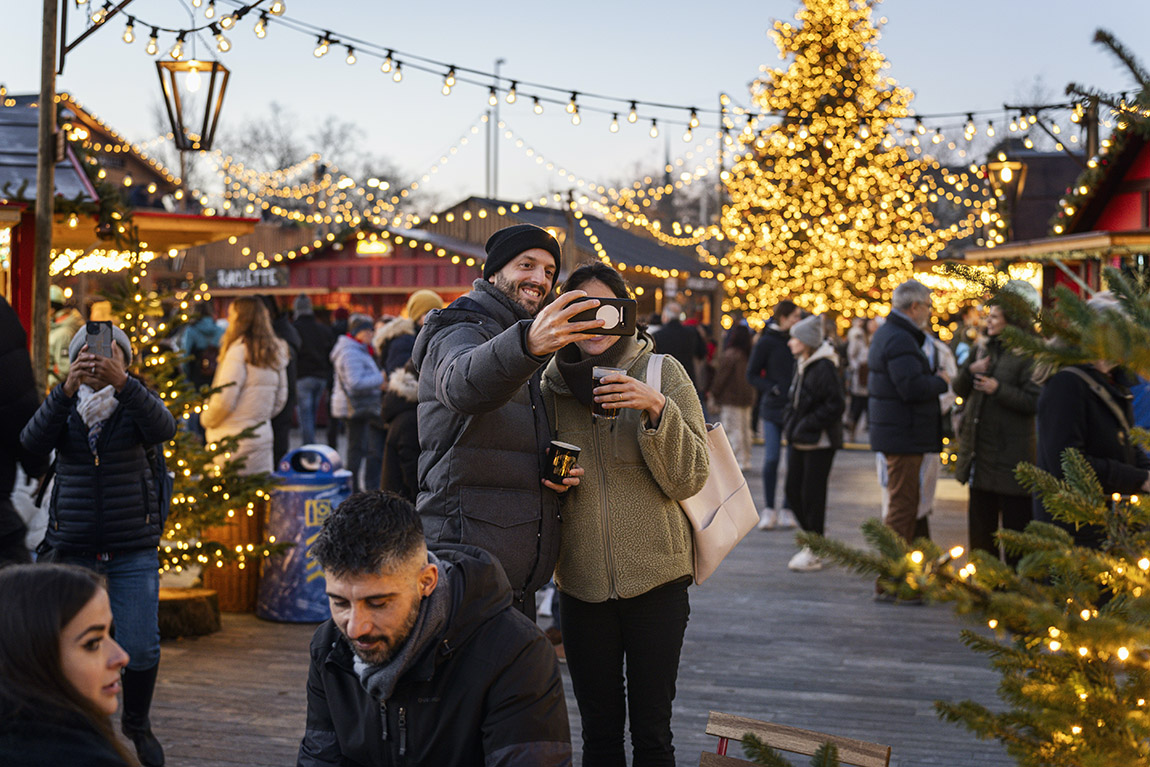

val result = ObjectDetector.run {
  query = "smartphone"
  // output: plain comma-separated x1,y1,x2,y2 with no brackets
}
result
570,296,637,336
85,321,114,358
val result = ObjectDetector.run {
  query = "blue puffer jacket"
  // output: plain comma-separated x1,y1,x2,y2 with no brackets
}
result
866,311,947,455
329,334,384,419
20,377,177,553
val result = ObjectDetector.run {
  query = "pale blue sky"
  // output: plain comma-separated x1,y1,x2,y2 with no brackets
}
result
3,1,1149,207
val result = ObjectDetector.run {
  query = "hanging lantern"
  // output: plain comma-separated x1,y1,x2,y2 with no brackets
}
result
155,59,230,151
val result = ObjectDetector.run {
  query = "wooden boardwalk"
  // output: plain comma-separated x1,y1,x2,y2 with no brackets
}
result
147,446,1012,767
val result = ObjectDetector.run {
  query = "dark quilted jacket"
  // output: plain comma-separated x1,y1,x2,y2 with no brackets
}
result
411,280,559,600
20,377,177,553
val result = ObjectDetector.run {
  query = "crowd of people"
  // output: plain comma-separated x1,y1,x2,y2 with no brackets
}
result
1,221,1148,767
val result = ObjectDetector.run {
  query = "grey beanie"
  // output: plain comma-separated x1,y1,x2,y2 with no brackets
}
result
68,325,133,364
790,314,823,350
293,294,314,317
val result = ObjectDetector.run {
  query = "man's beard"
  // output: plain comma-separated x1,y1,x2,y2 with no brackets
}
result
491,272,546,316
342,597,421,666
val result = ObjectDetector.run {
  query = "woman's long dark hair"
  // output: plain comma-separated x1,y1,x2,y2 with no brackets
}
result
724,324,752,356
0,564,136,765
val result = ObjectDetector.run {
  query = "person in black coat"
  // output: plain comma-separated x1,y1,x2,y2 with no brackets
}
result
297,492,571,767
746,299,802,528
0,564,135,767
867,280,948,544
293,295,336,447
381,362,420,503
20,326,176,767
0,296,44,564
1035,292,1150,551
651,301,707,390
782,315,845,571
261,295,302,466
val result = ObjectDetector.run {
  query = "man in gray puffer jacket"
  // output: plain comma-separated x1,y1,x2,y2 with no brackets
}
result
412,224,601,618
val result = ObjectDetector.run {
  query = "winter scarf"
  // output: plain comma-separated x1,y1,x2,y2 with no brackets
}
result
352,553,452,704
76,384,120,454
554,334,640,409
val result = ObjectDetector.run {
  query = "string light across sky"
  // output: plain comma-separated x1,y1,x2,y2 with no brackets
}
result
4,0,1150,206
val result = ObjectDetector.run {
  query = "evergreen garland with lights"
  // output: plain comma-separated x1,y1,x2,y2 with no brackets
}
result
102,265,280,576
802,269,1150,766
720,0,996,324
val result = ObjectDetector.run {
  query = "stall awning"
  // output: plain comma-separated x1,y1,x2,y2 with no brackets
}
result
963,230,1150,262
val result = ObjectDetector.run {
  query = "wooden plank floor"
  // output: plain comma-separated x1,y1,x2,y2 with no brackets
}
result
147,445,1011,767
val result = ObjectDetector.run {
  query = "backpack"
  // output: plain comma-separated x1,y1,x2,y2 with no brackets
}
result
146,443,174,525
193,344,220,386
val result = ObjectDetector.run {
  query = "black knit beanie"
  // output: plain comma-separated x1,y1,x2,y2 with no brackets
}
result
482,224,562,282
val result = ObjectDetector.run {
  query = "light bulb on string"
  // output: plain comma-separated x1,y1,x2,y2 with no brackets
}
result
214,26,231,53
964,113,976,140
610,114,619,133
269,0,286,14
185,61,202,93
313,34,330,57
191,0,201,6
345,46,356,65
487,87,499,106
75,0,87,5
506,81,517,104
391,62,403,82
567,92,578,114
169,33,186,60
444,66,456,87
380,50,393,73
122,17,135,43
571,106,581,126
533,97,543,115
145,28,158,55
628,101,638,123
204,0,216,19
915,118,925,135
91,2,110,24
682,127,692,142
254,12,267,38
649,119,659,139
932,129,942,144
220,13,237,31
689,109,699,129
986,121,995,137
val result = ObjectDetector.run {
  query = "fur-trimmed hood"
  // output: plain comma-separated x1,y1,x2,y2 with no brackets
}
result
374,317,415,354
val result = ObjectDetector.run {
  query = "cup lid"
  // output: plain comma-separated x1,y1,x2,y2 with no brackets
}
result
550,440,581,451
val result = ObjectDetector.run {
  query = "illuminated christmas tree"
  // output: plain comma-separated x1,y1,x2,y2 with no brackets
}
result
721,0,994,323
803,268,1150,765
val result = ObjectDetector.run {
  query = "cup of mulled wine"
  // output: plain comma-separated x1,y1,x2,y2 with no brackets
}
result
591,366,627,420
544,441,581,484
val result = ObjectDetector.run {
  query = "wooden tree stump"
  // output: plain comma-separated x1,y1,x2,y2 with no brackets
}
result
158,587,221,639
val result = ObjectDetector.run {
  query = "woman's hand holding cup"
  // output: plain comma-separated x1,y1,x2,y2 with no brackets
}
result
593,370,667,427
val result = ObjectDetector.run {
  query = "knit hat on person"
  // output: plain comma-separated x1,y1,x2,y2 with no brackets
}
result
68,325,133,364
790,313,823,350
349,317,375,337
293,294,314,317
404,289,444,323
49,284,66,309
482,224,562,282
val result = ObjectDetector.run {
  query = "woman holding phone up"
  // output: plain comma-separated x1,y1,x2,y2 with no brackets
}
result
21,324,176,767
541,261,709,767
0,564,137,766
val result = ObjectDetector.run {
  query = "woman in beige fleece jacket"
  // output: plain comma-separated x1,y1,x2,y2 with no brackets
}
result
542,262,709,767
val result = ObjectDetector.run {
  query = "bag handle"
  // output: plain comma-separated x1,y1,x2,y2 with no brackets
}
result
1063,366,1132,433
646,353,664,393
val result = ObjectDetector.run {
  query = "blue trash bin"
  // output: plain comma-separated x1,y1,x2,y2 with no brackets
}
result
257,444,353,622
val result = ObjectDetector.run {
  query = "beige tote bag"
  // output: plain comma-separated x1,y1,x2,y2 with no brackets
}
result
646,355,759,584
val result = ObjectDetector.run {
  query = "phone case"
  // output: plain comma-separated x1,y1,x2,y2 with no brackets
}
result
85,321,114,358
570,296,637,336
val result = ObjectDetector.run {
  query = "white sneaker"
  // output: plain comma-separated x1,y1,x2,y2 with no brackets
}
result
757,508,778,530
775,509,798,529
788,547,823,572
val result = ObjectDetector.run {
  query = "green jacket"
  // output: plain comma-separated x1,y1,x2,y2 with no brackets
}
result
953,336,1040,496
542,336,709,602
47,308,83,389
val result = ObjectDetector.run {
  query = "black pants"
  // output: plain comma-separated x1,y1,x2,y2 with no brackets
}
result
785,446,836,536
559,579,690,767
968,487,1031,565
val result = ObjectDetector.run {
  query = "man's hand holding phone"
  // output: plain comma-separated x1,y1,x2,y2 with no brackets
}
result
525,290,604,356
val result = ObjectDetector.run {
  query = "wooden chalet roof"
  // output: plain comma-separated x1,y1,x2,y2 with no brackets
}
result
0,96,96,203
